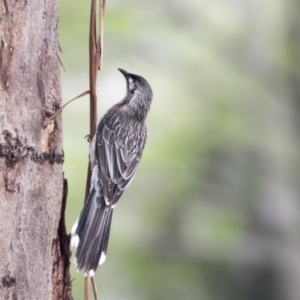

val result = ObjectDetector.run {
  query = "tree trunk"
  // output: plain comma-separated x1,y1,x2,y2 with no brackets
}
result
0,1,72,299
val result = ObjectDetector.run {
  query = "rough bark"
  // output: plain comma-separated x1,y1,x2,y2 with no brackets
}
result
0,1,72,299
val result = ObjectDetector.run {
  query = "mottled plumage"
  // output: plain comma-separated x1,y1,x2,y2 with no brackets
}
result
71,69,153,276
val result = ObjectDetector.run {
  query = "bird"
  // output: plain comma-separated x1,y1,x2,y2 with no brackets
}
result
71,68,153,277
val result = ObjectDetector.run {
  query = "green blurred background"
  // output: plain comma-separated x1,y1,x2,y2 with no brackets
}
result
58,0,300,299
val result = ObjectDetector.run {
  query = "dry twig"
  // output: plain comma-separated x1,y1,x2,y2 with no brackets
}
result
84,0,106,299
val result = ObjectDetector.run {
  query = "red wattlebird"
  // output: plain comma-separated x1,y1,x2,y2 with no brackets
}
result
71,69,153,276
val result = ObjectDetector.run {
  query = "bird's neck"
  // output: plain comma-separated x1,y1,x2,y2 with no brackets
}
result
118,105,146,123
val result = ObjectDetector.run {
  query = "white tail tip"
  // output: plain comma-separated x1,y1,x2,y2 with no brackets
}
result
84,270,95,277
99,252,106,265
71,235,80,248
71,219,78,235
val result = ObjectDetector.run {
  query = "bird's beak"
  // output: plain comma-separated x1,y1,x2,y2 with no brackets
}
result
118,68,129,80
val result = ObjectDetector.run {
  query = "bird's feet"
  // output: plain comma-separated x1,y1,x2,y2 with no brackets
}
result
85,134,91,142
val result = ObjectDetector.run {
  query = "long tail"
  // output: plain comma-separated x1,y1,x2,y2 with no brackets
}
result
71,185,113,276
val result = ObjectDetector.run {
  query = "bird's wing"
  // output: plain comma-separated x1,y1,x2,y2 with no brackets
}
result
96,121,146,206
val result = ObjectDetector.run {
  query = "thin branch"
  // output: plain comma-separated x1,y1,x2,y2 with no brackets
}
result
85,277,90,300
89,0,98,139
91,277,99,300
97,0,105,70
48,90,90,121
84,0,105,299
56,53,66,71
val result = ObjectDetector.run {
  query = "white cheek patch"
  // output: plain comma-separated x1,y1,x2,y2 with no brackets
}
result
129,78,135,91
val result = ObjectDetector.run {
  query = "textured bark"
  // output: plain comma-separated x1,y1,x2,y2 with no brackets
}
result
0,1,72,299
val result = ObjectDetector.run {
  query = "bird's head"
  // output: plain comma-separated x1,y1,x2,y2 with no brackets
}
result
118,68,153,121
